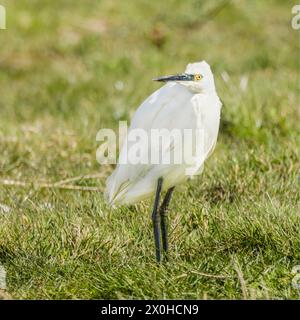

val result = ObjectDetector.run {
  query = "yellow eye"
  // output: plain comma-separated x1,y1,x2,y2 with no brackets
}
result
194,74,202,81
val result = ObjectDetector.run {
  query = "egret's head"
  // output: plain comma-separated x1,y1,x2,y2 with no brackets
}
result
153,61,216,93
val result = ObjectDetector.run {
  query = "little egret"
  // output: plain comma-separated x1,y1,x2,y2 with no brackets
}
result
106,61,222,263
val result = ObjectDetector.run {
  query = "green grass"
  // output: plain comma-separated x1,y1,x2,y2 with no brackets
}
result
0,0,299,299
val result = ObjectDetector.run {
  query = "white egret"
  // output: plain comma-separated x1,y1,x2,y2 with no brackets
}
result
106,61,222,262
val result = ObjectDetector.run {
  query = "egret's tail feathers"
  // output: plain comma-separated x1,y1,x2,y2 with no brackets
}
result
105,170,131,206
105,169,155,206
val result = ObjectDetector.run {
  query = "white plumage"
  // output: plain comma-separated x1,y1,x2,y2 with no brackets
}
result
106,61,222,205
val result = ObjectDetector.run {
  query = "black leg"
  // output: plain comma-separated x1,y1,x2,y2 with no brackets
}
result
159,187,175,256
152,177,163,263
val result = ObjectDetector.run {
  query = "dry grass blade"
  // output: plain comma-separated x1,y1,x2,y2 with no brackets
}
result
53,173,106,186
233,258,248,299
190,270,230,279
0,178,102,192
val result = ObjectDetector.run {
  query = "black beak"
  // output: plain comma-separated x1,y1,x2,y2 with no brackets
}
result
153,73,194,82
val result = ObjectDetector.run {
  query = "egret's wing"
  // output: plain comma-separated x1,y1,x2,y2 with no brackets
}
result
106,83,221,205
106,83,193,203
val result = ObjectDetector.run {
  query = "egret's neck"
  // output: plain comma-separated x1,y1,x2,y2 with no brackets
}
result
190,86,217,96
183,81,216,95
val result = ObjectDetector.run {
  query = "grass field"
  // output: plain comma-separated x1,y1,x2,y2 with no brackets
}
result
0,0,299,299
